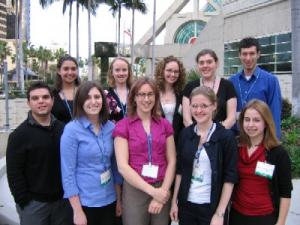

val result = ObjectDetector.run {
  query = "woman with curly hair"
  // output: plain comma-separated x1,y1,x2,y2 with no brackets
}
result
154,56,186,142
105,57,133,123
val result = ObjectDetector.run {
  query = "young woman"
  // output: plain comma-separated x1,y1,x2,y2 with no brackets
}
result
170,86,238,225
113,77,176,225
60,81,122,225
182,49,237,129
105,57,133,123
229,99,292,225
154,56,186,143
52,55,80,123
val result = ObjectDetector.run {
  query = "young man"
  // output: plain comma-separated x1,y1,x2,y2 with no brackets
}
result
229,37,282,138
6,82,69,225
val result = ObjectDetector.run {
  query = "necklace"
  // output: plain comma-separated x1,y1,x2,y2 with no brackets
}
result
201,77,216,90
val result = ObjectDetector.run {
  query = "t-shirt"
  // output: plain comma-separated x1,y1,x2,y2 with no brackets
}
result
182,78,236,122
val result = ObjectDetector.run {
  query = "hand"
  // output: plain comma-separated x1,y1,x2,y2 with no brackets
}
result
210,214,224,225
73,209,87,225
150,187,170,204
115,199,122,217
169,201,179,222
148,199,163,214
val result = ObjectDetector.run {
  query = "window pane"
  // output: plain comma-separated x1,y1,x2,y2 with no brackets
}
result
276,43,291,52
277,63,292,72
277,33,291,43
276,53,291,62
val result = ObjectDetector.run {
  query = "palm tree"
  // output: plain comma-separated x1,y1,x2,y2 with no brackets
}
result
0,41,12,62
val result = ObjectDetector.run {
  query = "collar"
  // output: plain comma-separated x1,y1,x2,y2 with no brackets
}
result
239,66,260,80
27,111,56,127
128,114,160,124
188,122,223,143
78,116,92,129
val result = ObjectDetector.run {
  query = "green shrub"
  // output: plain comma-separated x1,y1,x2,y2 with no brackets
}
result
282,98,292,120
186,69,199,82
281,116,300,178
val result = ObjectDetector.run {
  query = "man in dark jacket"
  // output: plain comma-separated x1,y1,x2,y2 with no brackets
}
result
6,81,69,225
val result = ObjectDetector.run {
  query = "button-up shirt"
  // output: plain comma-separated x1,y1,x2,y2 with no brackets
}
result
60,117,122,207
113,115,173,184
229,66,282,138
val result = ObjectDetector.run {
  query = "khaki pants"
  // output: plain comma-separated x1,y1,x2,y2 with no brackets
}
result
122,181,170,225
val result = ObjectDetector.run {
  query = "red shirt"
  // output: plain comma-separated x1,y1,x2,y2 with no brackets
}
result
232,144,274,215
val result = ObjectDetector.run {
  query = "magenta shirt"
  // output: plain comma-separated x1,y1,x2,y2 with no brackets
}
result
113,116,174,184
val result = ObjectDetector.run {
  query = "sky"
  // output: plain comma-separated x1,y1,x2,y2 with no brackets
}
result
30,0,200,59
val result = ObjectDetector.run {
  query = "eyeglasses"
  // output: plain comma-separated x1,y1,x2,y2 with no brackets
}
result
165,69,179,75
191,103,213,110
136,92,155,99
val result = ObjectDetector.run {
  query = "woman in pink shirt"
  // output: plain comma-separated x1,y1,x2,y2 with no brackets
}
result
113,77,176,225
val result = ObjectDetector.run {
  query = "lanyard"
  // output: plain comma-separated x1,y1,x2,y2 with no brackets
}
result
147,134,153,165
238,71,260,108
195,123,215,163
114,89,128,117
61,91,73,119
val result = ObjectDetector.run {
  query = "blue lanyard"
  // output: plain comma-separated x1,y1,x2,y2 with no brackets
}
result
195,123,215,163
238,71,260,108
61,91,73,119
147,134,153,164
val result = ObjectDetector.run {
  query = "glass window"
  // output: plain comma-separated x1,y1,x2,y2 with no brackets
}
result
277,63,292,72
276,43,291,52
276,53,291,62
277,33,291,43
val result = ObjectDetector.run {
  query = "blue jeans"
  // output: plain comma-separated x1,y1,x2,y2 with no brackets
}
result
16,199,70,225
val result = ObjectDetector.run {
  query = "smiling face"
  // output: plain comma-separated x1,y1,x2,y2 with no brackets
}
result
112,59,129,85
83,87,103,118
28,88,54,118
190,94,216,125
197,53,218,79
243,108,266,141
239,46,260,73
135,84,155,116
58,60,78,85
163,61,180,85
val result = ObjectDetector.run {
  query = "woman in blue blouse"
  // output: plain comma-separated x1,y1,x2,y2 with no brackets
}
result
61,81,122,225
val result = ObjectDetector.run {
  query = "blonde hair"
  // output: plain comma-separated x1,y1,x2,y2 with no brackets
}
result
238,99,280,150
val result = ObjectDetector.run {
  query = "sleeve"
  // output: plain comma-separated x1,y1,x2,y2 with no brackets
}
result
6,131,31,208
268,76,282,138
182,80,199,98
112,118,129,139
60,123,80,198
275,147,292,198
224,78,237,100
162,118,174,137
222,130,238,184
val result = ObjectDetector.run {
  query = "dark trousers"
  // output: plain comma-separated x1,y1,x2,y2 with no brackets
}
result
82,202,116,225
16,199,70,225
178,202,213,225
229,207,277,225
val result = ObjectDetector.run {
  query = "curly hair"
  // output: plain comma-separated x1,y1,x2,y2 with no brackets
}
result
154,56,186,94
107,57,133,88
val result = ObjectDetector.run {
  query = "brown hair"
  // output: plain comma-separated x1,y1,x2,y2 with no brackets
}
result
55,55,80,91
238,99,280,150
107,57,133,88
73,81,109,124
195,49,219,63
189,86,217,105
154,56,186,94
127,77,161,119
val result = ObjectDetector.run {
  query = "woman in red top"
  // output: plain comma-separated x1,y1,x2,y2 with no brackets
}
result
229,99,292,225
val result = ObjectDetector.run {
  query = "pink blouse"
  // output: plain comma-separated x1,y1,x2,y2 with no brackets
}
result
113,116,173,184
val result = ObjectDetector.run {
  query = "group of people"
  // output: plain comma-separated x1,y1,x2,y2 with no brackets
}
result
6,36,292,225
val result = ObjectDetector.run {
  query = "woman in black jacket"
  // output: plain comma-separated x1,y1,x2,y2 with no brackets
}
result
170,86,238,225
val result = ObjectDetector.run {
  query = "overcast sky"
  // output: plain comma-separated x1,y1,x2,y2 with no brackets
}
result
30,1,209,58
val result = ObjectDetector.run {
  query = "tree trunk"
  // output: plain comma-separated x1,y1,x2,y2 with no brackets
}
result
117,3,121,56
76,1,79,62
292,0,300,117
68,1,73,55
88,0,93,81
131,6,135,65
18,0,25,93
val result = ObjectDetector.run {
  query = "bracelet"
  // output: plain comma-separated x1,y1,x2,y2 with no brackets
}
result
214,211,224,218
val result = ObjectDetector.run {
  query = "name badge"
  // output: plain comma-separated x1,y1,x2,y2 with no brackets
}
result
100,169,111,185
141,163,159,179
255,161,275,179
